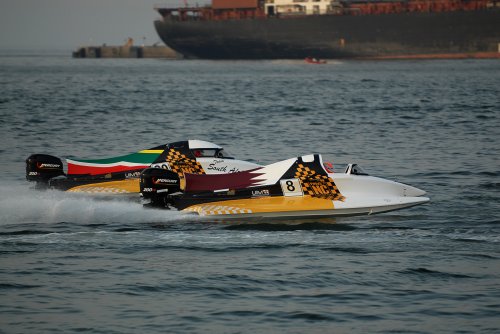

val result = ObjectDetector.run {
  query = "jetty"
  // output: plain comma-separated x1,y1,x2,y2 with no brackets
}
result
73,38,178,59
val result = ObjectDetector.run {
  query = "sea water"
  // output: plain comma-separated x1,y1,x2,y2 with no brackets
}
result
0,52,499,333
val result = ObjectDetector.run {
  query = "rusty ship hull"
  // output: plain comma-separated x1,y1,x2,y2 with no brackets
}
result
154,7,500,59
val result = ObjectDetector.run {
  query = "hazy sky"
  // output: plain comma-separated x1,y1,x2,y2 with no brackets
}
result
0,0,208,50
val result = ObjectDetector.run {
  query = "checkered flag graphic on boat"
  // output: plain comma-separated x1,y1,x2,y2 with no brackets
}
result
166,148,205,175
294,164,345,201
185,205,252,216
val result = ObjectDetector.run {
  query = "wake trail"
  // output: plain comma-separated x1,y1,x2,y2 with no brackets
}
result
0,183,185,225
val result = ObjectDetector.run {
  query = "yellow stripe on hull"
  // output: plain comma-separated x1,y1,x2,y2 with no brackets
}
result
67,179,140,194
184,195,335,216
139,149,165,154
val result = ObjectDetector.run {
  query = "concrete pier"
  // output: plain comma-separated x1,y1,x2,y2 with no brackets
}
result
73,45,179,59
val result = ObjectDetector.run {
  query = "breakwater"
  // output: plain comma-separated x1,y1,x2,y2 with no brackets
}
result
73,45,178,58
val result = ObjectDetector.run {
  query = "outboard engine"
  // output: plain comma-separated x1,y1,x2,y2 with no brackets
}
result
140,168,181,208
26,154,65,188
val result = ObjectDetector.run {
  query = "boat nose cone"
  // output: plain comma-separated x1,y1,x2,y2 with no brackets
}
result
403,184,426,197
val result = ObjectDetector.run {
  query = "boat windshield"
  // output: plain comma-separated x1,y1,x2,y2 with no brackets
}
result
216,149,234,159
192,149,234,159
350,164,369,175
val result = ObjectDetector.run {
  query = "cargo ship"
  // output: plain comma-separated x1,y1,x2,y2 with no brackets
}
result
153,0,500,59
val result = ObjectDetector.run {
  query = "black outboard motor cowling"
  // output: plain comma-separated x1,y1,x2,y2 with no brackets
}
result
140,168,181,208
26,154,65,187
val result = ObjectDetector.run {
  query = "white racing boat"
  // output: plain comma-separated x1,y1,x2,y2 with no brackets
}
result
140,154,429,219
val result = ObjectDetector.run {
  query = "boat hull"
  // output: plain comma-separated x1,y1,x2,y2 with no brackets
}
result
154,9,500,59
182,195,429,220
182,171,430,219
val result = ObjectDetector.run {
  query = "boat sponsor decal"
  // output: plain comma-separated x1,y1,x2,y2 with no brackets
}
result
152,177,178,185
37,162,61,169
205,159,242,173
280,179,303,197
125,171,142,179
185,205,252,216
166,148,205,175
207,159,227,172
252,189,270,197
294,163,345,201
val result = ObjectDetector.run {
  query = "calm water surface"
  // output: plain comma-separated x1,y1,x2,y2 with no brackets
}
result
0,52,499,333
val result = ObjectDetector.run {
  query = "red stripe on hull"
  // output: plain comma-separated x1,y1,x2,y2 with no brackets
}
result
67,164,148,176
